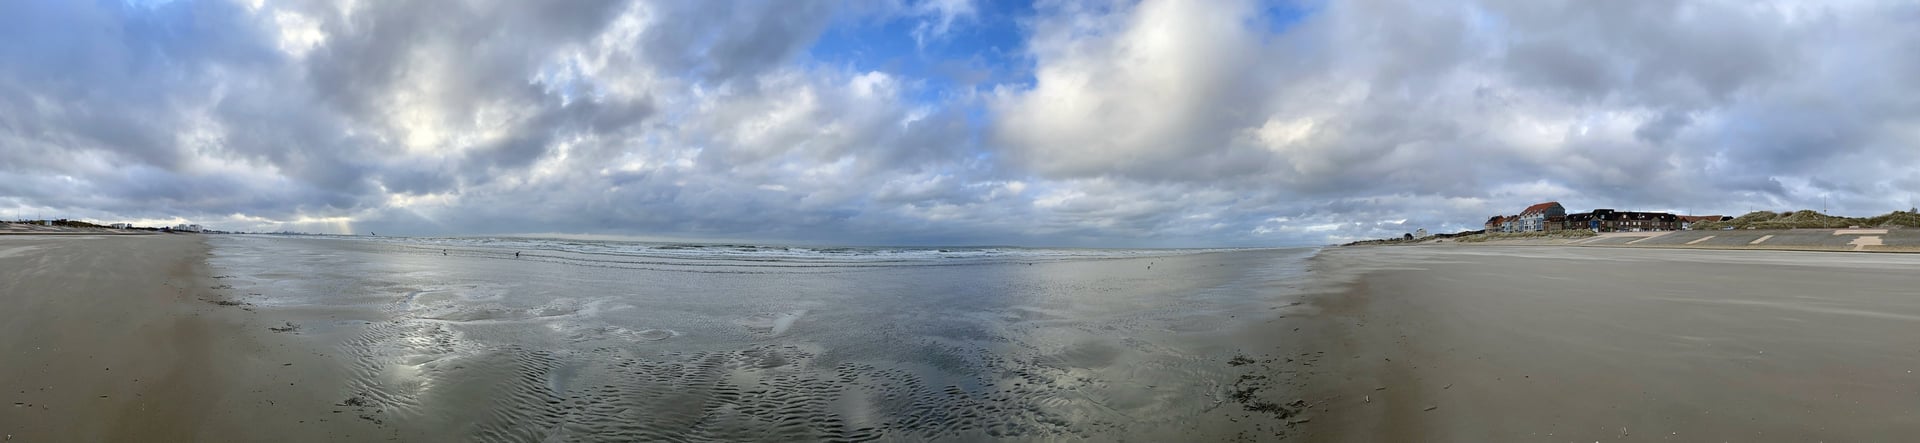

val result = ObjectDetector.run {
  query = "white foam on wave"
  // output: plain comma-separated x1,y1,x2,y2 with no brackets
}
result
325,234,1249,267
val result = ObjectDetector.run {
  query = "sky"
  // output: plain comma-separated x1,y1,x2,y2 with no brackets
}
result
2,0,1918,247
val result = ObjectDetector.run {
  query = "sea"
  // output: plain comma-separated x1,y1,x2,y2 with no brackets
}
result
205,234,1321,441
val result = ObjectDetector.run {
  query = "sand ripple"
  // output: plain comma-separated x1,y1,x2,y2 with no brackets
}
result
334,321,1122,441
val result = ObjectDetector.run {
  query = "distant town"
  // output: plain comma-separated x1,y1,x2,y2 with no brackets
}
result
1347,200,1920,246
1483,202,1728,234
1,218,214,234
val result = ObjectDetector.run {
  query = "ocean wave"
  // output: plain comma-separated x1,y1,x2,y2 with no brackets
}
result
257,234,1253,269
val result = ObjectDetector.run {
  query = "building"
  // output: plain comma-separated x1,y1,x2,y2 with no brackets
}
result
1512,202,1567,232
1483,202,1567,234
1485,214,1525,233
110,223,131,229
1566,209,1679,232
1565,211,1596,230
1614,211,1676,231
1415,228,1428,238
173,224,203,233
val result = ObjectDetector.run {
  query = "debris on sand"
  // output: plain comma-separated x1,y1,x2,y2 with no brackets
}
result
336,394,385,425
268,322,300,333
1423,405,1438,411
1224,354,1302,423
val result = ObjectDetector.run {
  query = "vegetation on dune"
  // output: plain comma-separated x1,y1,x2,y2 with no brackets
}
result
1693,210,1920,230
1861,211,1920,228
4,219,108,228
51,219,108,228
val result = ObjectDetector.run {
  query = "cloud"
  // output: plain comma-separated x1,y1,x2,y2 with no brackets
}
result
2,0,1918,246
908,0,981,46
991,0,1278,181
987,0,1920,242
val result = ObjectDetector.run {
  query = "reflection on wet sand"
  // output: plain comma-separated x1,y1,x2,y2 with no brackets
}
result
205,236,1320,441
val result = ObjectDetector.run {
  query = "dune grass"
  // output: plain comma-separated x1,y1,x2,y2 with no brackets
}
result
1692,210,1920,230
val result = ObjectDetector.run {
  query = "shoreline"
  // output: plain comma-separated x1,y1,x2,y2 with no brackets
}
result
0,235,382,440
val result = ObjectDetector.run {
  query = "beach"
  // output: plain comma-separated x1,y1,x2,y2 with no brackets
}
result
0,235,382,441
7,235,1920,441
1280,245,1920,441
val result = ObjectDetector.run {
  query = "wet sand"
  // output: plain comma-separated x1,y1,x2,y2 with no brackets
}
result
1280,245,1920,441
0,235,381,441
197,236,1327,441
13,234,1327,441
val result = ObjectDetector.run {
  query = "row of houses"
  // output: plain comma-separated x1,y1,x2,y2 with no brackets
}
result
1485,202,1730,233
103,222,201,231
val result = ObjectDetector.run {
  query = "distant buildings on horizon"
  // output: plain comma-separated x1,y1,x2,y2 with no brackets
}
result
5,219,210,233
1485,201,1731,233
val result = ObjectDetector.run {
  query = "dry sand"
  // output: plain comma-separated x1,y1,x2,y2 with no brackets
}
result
0,235,381,441
1448,228,1920,253
1278,245,1920,441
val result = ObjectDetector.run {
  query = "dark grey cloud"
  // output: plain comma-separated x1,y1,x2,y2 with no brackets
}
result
639,1,837,84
